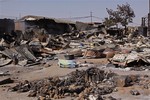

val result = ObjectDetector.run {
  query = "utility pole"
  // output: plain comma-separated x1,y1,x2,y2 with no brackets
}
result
149,0,150,14
90,11,92,23
148,0,150,36
141,17,145,27
19,13,21,19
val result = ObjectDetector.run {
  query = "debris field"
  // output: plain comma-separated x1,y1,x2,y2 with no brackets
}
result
0,15,150,100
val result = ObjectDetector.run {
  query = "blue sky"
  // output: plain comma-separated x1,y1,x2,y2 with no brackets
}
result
0,0,149,25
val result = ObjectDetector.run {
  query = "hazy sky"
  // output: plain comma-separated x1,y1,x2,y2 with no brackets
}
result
0,0,149,25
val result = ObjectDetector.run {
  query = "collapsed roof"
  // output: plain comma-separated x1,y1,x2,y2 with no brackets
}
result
19,15,76,25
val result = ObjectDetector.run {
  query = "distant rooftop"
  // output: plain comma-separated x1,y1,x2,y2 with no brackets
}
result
19,15,76,24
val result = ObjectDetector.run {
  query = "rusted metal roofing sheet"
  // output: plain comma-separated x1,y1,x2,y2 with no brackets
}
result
20,15,75,24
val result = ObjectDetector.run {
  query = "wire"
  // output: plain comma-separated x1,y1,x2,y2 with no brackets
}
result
60,16,103,21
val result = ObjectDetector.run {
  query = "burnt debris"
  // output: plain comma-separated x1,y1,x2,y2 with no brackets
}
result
9,67,117,99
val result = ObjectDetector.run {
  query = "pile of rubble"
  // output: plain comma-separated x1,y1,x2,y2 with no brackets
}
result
1,16,150,100
9,67,118,99
0,24,105,67
1,21,150,71
9,67,150,100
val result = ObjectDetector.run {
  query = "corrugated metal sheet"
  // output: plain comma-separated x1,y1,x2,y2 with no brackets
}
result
20,15,75,24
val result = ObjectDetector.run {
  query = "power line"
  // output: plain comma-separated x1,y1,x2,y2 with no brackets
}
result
92,16,103,20
60,16,90,20
60,16,103,21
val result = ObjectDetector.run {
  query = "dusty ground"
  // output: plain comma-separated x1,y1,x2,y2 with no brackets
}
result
0,58,150,100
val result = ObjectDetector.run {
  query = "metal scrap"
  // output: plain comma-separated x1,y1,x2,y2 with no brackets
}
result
9,67,116,99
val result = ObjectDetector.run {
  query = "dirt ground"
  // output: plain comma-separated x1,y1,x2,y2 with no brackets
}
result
0,58,150,100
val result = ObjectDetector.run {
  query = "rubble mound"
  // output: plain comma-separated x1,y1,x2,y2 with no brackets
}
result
9,67,117,99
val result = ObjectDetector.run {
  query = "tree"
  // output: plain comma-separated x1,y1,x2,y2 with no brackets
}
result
104,3,135,34
103,17,116,28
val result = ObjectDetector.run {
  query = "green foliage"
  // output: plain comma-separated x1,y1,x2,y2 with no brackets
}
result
103,17,116,28
104,3,135,28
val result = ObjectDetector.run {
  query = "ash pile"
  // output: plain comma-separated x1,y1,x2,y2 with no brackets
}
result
9,67,119,100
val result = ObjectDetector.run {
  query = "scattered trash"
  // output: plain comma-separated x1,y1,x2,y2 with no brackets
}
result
0,14,150,100
58,59,77,68
58,54,77,68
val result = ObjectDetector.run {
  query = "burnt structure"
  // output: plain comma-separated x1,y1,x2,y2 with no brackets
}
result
0,18,14,35
148,14,150,36
148,0,150,36
15,15,76,34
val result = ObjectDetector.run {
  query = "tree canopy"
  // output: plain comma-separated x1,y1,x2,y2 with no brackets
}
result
104,3,135,28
